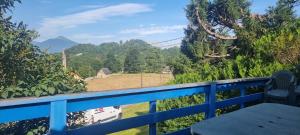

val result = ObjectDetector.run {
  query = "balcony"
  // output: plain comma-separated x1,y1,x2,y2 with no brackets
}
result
0,77,283,135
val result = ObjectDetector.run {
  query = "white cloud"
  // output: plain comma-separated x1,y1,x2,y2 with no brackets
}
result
70,33,115,44
64,4,107,14
120,25,186,36
38,3,152,39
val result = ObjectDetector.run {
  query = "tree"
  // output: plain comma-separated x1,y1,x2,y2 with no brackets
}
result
68,53,103,78
0,0,86,134
145,49,163,73
124,49,145,73
159,0,300,133
104,52,122,73
181,0,300,77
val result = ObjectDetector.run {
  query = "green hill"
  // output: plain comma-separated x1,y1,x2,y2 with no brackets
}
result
64,39,181,78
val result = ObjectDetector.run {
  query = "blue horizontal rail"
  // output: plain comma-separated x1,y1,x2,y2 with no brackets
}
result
68,104,208,134
0,77,269,135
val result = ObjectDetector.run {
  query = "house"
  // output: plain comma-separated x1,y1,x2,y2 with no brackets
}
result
96,68,112,78
161,66,172,74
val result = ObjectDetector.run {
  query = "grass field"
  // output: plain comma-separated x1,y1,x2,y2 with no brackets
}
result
85,73,174,135
86,73,173,91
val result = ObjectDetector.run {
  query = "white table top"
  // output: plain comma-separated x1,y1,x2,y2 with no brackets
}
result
191,103,300,135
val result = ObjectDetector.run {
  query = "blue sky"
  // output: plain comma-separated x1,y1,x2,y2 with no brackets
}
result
10,0,299,47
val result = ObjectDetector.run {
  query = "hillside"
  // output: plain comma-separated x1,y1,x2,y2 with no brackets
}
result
64,39,181,78
34,36,79,53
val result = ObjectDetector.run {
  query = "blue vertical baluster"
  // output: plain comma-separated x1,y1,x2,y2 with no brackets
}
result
50,100,67,135
149,100,157,135
240,87,246,108
208,82,216,118
204,86,210,119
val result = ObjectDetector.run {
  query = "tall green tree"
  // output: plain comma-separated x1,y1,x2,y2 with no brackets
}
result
104,52,122,73
68,53,102,78
145,49,163,73
124,49,145,73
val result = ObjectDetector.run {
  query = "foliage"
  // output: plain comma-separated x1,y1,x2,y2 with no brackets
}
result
104,52,122,73
65,40,179,77
161,47,181,66
144,48,164,73
169,54,195,75
67,52,102,78
124,48,145,73
0,0,86,134
159,0,300,133
158,94,205,133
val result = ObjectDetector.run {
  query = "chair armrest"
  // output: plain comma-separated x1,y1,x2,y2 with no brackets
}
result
288,76,297,93
264,79,273,96
290,76,296,84
293,77,298,86
265,79,273,85
264,79,273,90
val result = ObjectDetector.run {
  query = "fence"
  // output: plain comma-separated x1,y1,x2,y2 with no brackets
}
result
0,77,269,135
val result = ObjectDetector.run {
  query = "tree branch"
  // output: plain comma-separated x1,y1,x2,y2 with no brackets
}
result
195,8,237,40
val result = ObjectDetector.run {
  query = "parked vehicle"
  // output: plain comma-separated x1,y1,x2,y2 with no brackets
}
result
84,106,122,125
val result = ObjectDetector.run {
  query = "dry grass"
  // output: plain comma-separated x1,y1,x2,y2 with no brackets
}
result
86,73,173,91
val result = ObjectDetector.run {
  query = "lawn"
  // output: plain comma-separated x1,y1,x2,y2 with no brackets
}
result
110,103,149,135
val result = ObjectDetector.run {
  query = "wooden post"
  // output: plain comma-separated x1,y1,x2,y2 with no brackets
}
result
205,86,209,119
50,100,67,135
207,82,216,118
140,72,143,88
149,101,157,135
160,73,162,84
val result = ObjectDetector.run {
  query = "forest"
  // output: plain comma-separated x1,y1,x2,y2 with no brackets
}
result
64,40,181,78
0,0,300,134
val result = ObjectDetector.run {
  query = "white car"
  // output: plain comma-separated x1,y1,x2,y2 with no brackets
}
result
84,106,122,125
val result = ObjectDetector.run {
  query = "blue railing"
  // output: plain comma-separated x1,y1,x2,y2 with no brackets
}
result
0,77,269,135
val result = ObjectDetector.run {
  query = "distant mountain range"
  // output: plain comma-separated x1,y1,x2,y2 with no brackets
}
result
33,36,79,53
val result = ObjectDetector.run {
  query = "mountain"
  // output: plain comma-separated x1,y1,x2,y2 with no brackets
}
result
34,36,78,53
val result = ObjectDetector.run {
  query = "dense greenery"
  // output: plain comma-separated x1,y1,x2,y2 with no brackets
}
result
65,40,181,77
124,48,145,73
159,0,300,133
104,52,122,73
0,0,86,134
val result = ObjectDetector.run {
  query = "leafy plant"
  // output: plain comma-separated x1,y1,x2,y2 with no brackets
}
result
0,1,86,134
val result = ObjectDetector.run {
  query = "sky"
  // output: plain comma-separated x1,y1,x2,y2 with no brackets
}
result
10,0,300,47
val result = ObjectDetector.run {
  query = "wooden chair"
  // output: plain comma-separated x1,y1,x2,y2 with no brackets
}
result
264,70,297,105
